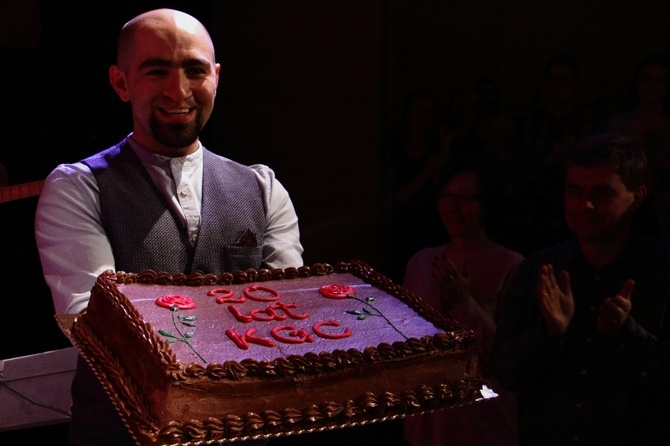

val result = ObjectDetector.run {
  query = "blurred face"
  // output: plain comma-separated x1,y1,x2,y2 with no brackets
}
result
452,90,479,129
438,172,485,238
635,63,669,106
543,64,576,105
475,82,497,115
564,165,644,244
110,14,220,155
407,97,435,135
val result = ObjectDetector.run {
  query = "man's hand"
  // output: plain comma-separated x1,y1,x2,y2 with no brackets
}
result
537,264,575,338
596,280,634,337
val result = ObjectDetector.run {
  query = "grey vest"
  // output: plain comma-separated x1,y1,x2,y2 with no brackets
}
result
83,140,267,274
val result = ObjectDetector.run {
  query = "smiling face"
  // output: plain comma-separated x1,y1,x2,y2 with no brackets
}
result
438,171,485,239
109,10,220,156
564,164,644,244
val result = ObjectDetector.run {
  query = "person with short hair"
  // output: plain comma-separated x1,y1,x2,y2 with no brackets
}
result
35,9,302,445
492,133,670,445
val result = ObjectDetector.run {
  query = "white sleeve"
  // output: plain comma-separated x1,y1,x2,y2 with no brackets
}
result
250,164,304,269
34,163,115,315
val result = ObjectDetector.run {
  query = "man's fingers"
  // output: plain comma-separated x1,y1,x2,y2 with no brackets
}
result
557,269,571,296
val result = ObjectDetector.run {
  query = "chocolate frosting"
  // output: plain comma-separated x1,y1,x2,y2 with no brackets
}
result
61,261,481,445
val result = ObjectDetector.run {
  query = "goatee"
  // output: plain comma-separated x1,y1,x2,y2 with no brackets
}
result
151,112,202,149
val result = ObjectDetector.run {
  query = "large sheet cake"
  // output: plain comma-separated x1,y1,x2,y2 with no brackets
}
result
56,261,481,445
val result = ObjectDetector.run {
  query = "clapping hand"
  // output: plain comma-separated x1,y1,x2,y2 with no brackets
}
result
433,255,471,312
596,280,633,337
537,264,575,338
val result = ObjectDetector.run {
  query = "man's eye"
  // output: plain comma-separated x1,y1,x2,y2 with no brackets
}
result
146,69,168,76
593,190,616,199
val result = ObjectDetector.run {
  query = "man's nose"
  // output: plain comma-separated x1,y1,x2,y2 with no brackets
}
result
164,72,191,101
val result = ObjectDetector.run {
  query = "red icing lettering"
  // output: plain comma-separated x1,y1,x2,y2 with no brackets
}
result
228,305,253,322
270,302,309,320
208,288,246,304
155,294,196,310
250,307,284,321
244,285,280,302
225,328,249,349
225,328,275,349
229,305,292,322
318,284,355,299
271,325,314,344
313,320,352,339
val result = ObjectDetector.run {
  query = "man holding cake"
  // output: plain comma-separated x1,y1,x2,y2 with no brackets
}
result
492,133,670,445
35,8,302,446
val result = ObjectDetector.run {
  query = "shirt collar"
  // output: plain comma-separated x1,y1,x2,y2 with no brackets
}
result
126,134,203,167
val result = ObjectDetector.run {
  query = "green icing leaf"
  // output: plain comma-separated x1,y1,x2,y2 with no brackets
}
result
158,306,207,363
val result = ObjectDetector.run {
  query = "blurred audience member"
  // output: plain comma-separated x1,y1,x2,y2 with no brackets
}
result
403,162,523,446
472,76,517,164
608,55,670,240
608,55,670,150
391,90,451,282
511,53,592,254
440,86,489,167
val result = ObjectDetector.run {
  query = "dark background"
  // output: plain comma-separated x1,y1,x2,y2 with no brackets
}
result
1,0,669,442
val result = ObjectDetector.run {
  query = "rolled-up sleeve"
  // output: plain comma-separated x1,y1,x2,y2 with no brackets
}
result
251,164,304,269
34,163,115,315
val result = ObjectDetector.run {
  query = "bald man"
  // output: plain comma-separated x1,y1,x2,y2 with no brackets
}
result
36,9,302,445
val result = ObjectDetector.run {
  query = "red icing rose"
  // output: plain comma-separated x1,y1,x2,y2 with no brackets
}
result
155,294,196,310
318,284,355,299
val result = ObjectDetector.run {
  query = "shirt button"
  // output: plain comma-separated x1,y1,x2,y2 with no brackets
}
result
580,369,588,376
179,188,189,197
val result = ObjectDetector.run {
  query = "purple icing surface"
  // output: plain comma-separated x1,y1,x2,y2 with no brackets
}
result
118,273,443,365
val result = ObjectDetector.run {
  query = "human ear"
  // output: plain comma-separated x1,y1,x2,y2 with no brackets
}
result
214,62,221,85
109,65,130,102
632,185,648,211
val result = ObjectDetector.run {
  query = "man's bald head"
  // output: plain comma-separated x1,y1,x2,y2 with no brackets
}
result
116,8,215,71
108,7,220,155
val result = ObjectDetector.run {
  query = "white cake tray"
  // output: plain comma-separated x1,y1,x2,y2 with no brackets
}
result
0,347,78,432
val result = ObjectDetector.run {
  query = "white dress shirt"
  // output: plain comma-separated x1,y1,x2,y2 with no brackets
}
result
35,137,303,315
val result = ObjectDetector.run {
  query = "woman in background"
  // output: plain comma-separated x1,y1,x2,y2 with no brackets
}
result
403,162,523,446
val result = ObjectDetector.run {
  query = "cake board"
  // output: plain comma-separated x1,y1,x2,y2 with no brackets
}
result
0,346,77,432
